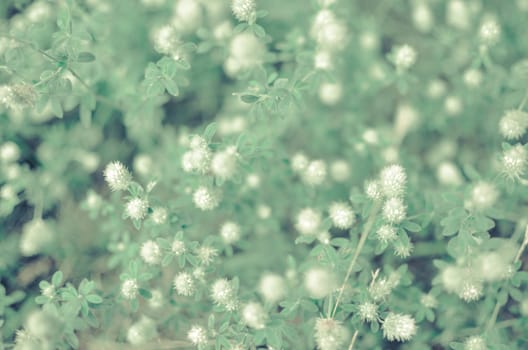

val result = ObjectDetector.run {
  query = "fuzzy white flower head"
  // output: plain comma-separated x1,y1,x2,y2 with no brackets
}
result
0,141,20,163
140,240,162,265
257,204,271,219
365,180,383,200
171,239,186,256
502,144,528,180
193,187,220,210
314,50,333,71
458,281,483,302
302,160,327,186
479,18,500,46
187,325,207,346
127,316,157,345
125,198,149,221
182,147,211,173
380,164,407,198
369,275,400,301
304,267,337,299
383,197,407,224
211,278,238,310
148,289,164,309
231,0,255,22
242,302,268,329
173,272,195,296
198,246,218,265
152,25,179,56
499,110,528,140
319,82,343,106
470,181,499,210
447,0,470,30
220,221,241,244
382,313,416,342
172,0,202,33
464,68,483,88
464,336,487,350
328,202,355,229
103,161,132,191
444,95,463,116
295,208,322,235
211,149,238,180
376,225,397,243
427,79,447,99
412,2,434,33
246,173,261,188
437,162,464,186
358,302,378,323
393,44,417,70
362,129,379,145
330,160,350,182
258,273,286,304
121,279,139,300
359,31,380,51
20,219,54,257
313,15,348,51
291,152,309,173
314,318,350,350
420,293,438,309
150,206,168,225
225,33,265,77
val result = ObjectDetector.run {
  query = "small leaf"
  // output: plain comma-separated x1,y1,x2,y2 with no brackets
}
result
52,271,63,286
139,288,152,299
77,52,96,62
86,294,103,304
241,94,260,103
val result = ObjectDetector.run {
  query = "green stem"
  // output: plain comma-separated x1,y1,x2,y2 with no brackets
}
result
485,225,528,331
347,329,359,350
330,201,381,318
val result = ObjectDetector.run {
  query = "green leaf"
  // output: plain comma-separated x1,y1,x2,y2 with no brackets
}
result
253,24,266,38
403,221,421,233
203,122,217,142
86,294,103,304
164,79,179,96
77,52,96,63
139,288,152,299
52,271,63,286
241,94,260,103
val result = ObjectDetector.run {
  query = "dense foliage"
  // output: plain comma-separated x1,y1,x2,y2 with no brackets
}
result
1,0,528,349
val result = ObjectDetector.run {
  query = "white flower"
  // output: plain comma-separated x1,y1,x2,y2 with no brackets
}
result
376,225,397,243
127,316,157,345
499,110,528,140
220,221,241,244
464,336,488,350
295,208,322,235
173,272,195,296
121,279,139,299
231,0,255,22
383,197,407,224
330,160,350,182
358,302,378,323
380,164,407,197
314,318,350,350
241,302,268,329
171,239,186,255
470,182,499,210
291,152,309,172
328,202,355,229
258,273,286,304
382,313,416,342
140,240,162,265
187,325,207,346
211,279,238,310
501,144,527,180
211,148,238,180
304,267,337,299
479,18,501,46
193,187,220,210
103,161,132,191
124,198,149,220
302,160,327,186
393,44,416,70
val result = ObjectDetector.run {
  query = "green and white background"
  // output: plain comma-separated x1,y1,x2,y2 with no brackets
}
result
1,0,528,349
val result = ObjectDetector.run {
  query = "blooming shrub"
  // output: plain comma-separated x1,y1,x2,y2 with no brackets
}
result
1,0,528,349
